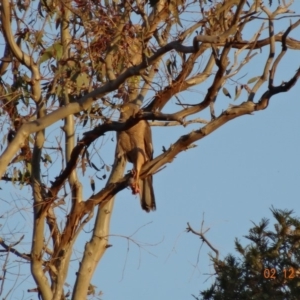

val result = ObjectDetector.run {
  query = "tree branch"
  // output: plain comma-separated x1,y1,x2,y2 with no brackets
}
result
0,236,31,261
48,110,183,198
186,222,219,260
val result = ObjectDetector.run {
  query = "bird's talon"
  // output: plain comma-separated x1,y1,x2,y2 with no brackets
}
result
130,182,140,194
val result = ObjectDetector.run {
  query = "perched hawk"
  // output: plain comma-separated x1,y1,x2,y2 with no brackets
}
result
117,103,156,212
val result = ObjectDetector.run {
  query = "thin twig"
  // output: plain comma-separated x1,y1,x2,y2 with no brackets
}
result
186,222,219,260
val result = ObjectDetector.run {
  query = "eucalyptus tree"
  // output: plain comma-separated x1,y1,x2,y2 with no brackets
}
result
0,0,300,299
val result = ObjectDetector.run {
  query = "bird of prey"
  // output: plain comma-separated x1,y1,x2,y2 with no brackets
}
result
116,102,156,212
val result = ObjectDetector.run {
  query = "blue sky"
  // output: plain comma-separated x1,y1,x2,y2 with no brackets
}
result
1,2,300,300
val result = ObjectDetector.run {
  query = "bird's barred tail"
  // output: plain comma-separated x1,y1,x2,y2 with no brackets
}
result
139,176,156,212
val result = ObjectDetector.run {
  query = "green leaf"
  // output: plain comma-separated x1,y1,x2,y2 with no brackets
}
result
12,167,18,185
166,59,172,76
26,162,32,175
85,149,91,166
44,153,52,163
247,76,260,84
91,162,100,171
222,87,231,99
77,73,89,88
39,43,63,64
234,85,242,101
71,72,90,91
172,56,177,70
90,178,95,192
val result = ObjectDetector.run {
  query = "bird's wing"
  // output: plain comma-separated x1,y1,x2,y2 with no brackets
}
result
143,120,153,160
116,131,131,161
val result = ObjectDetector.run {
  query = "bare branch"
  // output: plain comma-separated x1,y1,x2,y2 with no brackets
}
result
186,222,219,260
269,19,300,87
0,236,31,261
149,118,209,126
1,0,41,102
1,0,32,69
30,179,53,300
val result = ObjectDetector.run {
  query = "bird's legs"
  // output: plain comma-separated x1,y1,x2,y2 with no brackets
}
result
130,169,140,194
130,151,144,194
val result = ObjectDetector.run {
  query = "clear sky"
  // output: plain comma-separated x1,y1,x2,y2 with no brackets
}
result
1,2,300,300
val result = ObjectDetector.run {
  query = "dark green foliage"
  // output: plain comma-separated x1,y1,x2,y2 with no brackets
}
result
197,207,300,300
